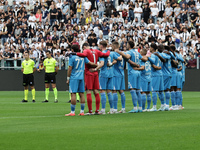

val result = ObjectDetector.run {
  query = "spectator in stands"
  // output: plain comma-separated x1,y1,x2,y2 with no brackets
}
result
187,52,197,69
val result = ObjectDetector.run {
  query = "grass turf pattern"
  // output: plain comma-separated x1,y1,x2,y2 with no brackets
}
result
0,91,200,150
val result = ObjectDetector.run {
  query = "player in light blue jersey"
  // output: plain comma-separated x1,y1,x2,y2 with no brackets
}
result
134,48,152,112
169,45,179,110
176,51,185,110
160,45,176,110
65,45,97,116
148,43,165,112
115,41,148,113
91,41,121,114
111,42,126,113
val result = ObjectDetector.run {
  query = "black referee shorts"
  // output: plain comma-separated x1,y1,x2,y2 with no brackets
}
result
45,73,56,84
23,74,34,86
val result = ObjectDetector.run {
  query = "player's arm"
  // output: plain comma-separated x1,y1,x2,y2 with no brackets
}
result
154,52,166,63
115,49,131,59
108,59,117,66
152,64,161,70
171,60,178,68
133,65,145,71
95,60,104,70
76,50,87,57
66,66,72,84
128,59,139,67
177,55,184,62
141,56,148,62
97,50,110,57
87,61,98,68
177,66,182,71
55,60,59,74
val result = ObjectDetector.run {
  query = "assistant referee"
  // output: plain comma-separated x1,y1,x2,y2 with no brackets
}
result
21,51,36,103
43,50,59,103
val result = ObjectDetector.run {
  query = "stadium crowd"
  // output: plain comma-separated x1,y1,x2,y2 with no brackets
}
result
0,0,200,69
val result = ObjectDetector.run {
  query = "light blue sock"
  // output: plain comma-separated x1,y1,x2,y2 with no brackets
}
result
158,92,165,105
171,91,175,106
107,92,113,109
165,91,170,105
71,104,76,112
113,93,118,109
141,93,146,110
175,91,179,105
100,92,106,109
130,90,137,107
137,90,142,107
180,92,183,105
147,94,151,109
152,91,157,106
120,92,126,109
177,91,182,105
80,103,85,111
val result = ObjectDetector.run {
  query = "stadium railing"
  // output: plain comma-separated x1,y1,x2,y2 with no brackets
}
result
0,57,199,70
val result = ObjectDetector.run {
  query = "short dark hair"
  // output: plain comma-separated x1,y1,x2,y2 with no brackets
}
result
170,45,176,51
100,41,107,48
46,50,51,54
157,44,164,52
82,42,89,49
24,50,29,55
71,44,80,52
128,41,134,48
151,43,157,50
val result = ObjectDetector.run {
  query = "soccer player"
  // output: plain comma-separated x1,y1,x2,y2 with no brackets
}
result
169,45,179,110
176,50,185,110
65,45,97,116
112,42,126,113
75,42,110,115
160,45,175,111
115,41,148,113
91,41,122,114
43,51,58,103
135,48,152,111
148,43,165,112
21,51,36,102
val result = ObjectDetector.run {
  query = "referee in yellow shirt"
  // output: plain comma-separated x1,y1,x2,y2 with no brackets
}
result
43,50,59,103
21,51,36,103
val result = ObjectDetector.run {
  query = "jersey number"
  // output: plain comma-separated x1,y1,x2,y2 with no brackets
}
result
75,58,84,69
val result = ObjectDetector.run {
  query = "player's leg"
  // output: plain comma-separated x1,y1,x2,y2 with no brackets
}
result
78,79,85,115
150,76,159,111
43,73,50,103
136,73,142,112
22,74,28,102
29,74,35,103
65,79,78,116
85,74,94,114
158,76,165,111
146,92,151,111
180,81,185,108
99,77,108,114
107,77,114,114
93,74,100,114
119,90,126,113
170,73,177,110
51,73,58,103
163,76,171,111
112,76,119,113
141,92,146,111
128,75,138,113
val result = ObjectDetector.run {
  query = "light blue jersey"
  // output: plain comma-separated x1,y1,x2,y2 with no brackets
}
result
113,52,125,90
126,49,142,75
113,52,125,77
99,50,118,90
69,55,89,79
150,53,162,77
69,55,89,93
126,49,142,89
161,51,175,77
140,60,151,82
99,50,118,78
140,60,152,92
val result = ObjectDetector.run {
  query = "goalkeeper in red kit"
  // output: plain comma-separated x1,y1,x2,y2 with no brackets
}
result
76,43,110,115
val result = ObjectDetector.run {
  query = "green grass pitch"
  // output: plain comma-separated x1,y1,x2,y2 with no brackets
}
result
0,91,200,150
